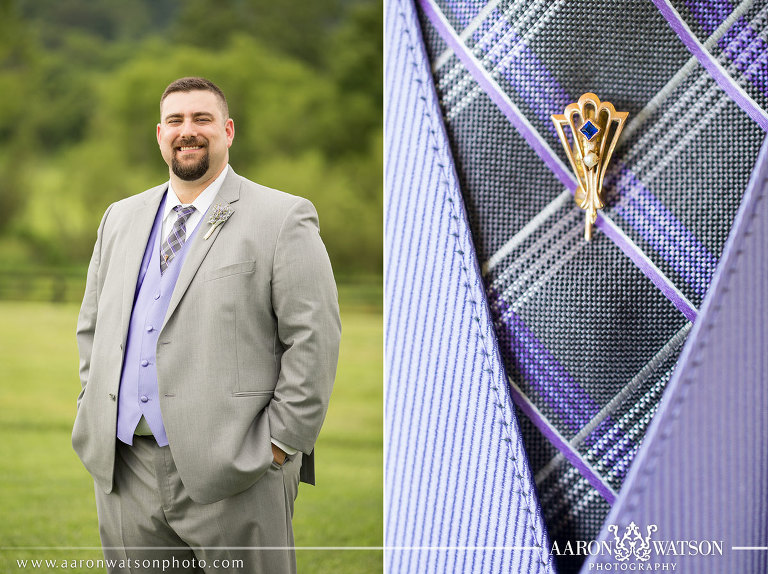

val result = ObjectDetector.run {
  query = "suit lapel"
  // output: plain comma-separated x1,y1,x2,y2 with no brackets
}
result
120,184,168,342
161,169,242,330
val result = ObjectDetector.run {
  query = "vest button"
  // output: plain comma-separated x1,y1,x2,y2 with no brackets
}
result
140,395,149,403
141,360,149,367
146,325,154,332
154,292,161,300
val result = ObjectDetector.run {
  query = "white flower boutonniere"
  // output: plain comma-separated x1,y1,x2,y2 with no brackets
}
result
204,203,234,240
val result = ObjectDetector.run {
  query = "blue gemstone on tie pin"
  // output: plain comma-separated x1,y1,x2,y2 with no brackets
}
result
580,120,599,140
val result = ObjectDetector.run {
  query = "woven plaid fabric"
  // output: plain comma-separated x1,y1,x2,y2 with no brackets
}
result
408,1,768,572
160,205,196,274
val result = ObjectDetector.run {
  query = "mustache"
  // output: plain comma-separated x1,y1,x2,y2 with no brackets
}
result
174,137,207,149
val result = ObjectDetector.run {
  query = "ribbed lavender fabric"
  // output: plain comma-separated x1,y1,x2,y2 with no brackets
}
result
385,1,555,572
585,136,768,572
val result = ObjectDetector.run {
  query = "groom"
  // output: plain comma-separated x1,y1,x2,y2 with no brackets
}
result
73,77,341,573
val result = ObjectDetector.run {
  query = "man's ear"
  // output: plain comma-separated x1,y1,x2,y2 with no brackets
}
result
225,118,235,148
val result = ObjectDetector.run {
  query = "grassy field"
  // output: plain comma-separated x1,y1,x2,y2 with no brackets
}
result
0,289,382,573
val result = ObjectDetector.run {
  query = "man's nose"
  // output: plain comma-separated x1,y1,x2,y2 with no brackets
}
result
179,119,197,137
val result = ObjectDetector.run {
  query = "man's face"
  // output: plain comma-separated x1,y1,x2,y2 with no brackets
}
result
157,90,234,182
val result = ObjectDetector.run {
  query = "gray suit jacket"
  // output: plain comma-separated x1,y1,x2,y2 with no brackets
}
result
72,168,341,504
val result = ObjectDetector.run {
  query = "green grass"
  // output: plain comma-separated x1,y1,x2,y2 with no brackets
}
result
0,293,382,573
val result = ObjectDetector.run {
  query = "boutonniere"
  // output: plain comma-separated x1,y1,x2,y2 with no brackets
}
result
204,203,234,240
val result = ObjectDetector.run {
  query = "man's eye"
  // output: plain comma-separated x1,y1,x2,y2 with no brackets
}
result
167,119,181,125
196,118,211,123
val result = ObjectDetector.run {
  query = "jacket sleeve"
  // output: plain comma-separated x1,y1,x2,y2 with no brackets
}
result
267,198,341,454
75,204,112,410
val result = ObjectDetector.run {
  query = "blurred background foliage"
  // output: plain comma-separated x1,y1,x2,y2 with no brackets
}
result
0,0,383,289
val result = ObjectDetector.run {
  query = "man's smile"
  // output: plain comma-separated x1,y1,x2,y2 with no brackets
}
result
175,144,206,156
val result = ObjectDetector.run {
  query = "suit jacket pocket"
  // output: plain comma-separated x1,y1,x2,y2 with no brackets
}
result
200,262,277,395
231,390,274,397
204,260,256,281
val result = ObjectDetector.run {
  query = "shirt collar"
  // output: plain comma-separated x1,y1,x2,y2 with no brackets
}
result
164,164,230,221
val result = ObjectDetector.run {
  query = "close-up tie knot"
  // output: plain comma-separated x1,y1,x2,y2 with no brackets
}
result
174,204,196,223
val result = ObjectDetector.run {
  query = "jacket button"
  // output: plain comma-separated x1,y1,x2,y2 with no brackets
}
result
108,394,116,401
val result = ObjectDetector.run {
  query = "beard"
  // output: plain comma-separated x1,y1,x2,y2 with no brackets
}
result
171,139,210,181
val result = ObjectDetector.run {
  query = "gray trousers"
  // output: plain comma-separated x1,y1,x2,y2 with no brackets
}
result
95,437,301,574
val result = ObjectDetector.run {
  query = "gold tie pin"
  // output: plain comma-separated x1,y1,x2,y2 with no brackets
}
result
551,93,628,240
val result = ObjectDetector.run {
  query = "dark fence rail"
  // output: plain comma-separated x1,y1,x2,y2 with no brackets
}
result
0,267,87,304
0,267,382,310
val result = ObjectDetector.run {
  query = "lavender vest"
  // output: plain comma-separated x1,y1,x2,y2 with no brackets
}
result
117,193,201,445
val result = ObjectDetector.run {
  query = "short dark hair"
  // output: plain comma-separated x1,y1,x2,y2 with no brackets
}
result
160,77,229,118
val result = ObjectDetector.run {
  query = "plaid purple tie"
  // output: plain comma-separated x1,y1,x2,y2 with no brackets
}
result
160,205,196,274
